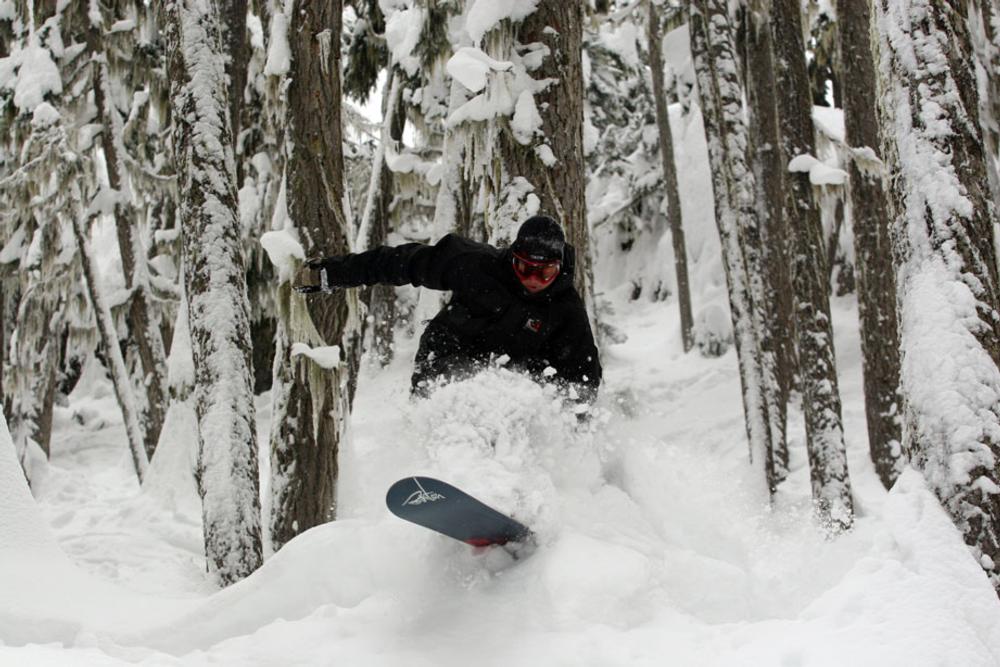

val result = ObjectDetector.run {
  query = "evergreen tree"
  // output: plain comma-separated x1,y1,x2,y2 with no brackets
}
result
874,0,1000,594
772,0,853,529
269,0,362,552
646,0,694,352
969,0,1000,209
836,0,903,489
689,0,778,491
0,3,84,480
86,2,169,459
741,0,792,485
168,0,262,585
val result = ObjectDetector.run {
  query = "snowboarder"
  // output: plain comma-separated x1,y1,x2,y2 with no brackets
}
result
298,215,602,404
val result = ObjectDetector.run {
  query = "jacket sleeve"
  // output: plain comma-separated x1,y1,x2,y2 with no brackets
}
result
317,234,470,290
545,300,602,403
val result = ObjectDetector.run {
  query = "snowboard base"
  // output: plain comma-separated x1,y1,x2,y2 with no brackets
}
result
386,476,532,547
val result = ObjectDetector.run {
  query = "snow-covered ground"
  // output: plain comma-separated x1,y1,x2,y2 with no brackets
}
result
3,294,999,666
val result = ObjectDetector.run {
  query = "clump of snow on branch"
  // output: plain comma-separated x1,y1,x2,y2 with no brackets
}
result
290,343,342,370
263,4,291,76
384,5,425,76
464,0,540,45
788,154,848,186
0,43,63,112
260,229,304,284
446,47,513,93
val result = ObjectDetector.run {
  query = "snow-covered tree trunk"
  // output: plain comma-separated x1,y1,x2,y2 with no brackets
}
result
86,10,169,460
225,0,248,161
502,2,593,311
8,292,61,466
169,0,263,586
647,0,694,353
743,1,793,483
364,71,405,367
772,0,853,529
269,0,363,552
874,0,1000,593
71,212,149,484
969,0,1000,210
690,0,778,491
0,282,6,414
836,0,903,490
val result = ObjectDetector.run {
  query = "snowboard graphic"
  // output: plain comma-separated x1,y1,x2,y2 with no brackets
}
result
386,476,532,547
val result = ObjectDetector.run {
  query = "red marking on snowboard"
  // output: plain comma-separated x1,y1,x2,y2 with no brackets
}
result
465,537,503,547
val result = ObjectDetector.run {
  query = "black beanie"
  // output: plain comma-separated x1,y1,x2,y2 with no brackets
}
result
511,215,565,262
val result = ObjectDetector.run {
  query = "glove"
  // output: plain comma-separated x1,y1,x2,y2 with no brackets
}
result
294,257,348,294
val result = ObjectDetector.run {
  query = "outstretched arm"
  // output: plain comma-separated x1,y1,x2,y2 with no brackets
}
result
303,234,471,292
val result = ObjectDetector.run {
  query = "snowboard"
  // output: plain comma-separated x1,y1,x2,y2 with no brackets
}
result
386,476,532,547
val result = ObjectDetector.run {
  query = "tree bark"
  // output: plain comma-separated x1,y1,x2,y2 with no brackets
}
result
169,0,263,586
647,0,694,353
71,214,149,484
742,1,793,484
87,11,168,461
0,281,5,415
875,0,1000,594
503,2,593,311
226,0,248,165
836,0,903,489
772,0,854,529
690,0,778,491
365,71,406,367
269,0,363,552
971,0,1000,210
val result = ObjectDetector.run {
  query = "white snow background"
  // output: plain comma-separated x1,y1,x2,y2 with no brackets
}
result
2,17,999,662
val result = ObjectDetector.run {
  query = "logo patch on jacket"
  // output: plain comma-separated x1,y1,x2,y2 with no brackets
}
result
524,318,543,333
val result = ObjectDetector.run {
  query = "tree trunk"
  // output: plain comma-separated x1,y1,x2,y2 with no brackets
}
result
8,275,61,477
365,71,406,367
226,0,248,168
647,0,694,353
503,2,593,312
742,1,793,484
269,0,363,552
772,0,853,529
875,0,1000,594
970,0,1000,211
836,0,903,490
690,0,778,490
0,281,5,415
71,215,149,484
169,0,263,586
87,12,168,461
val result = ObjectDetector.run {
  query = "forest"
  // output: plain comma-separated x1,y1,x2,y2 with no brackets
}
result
2,0,1000,664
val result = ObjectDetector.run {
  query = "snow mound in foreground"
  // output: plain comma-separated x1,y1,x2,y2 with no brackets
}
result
110,463,1000,665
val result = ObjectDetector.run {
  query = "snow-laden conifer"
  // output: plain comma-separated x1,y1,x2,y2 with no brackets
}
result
85,2,169,459
771,0,853,528
874,0,1000,592
0,5,85,480
689,0,780,493
835,0,904,489
168,0,262,585
267,0,363,552
646,1,693,352
742,0,793,482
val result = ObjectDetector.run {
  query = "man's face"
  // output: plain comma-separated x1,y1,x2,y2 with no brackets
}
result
512,252,561,293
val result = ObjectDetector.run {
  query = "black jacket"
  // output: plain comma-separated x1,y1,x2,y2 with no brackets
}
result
320,234,602,400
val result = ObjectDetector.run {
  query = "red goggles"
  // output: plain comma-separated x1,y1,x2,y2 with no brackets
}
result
512,252,561,286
